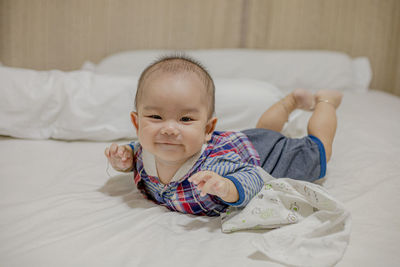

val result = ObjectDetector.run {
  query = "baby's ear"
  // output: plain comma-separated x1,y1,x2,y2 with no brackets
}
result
130,112,139,131
205,117,218,142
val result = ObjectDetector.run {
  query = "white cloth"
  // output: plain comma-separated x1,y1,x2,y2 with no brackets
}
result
221,168,351,267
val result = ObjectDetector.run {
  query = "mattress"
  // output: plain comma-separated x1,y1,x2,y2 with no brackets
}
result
1,89,399,266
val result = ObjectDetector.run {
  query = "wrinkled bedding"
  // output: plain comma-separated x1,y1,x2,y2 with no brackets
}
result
1,90,399,266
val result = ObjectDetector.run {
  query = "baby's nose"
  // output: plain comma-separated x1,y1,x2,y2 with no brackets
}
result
160,122,179,136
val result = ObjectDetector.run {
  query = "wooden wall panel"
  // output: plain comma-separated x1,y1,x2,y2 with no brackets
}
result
1,0,400,96
0,0,243,70
393,6,400,97
246,0,400,94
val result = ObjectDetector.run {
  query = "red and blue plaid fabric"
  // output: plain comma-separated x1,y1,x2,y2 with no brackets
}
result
130,131,264,216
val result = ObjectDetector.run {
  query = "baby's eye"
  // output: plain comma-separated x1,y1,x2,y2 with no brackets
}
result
180,116,193,122
148,115,162,120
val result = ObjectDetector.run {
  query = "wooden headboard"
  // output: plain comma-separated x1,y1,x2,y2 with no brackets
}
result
1,0,399,96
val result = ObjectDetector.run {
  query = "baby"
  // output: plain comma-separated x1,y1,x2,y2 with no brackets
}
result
104,54,342,216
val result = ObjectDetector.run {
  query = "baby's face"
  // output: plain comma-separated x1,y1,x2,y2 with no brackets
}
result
131,71,217,166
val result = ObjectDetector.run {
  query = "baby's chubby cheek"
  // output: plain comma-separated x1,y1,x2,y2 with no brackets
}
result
136,125,153,143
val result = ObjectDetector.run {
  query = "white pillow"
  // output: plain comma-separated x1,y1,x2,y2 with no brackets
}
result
214,79,283,131
0,66,137,140
0,66,284,140
88,49,372,93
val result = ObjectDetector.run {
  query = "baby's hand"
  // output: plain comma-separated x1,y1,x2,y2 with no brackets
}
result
188,171,238,203
104,143,134,172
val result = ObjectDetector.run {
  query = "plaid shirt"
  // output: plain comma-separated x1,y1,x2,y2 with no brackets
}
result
130,131,264,216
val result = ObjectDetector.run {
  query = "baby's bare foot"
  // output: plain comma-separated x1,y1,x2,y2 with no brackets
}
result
315,89,343,109
292,88,316,111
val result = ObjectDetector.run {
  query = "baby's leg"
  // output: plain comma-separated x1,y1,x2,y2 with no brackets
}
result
256,88,315,132
307,90,343,162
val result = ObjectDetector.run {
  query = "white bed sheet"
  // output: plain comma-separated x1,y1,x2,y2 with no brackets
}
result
1,90,399,266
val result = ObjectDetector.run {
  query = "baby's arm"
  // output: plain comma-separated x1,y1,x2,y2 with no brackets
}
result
104,143,134,172
190,163,263,207
188,171,239,203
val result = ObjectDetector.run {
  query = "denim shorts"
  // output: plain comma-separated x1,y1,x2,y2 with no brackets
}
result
242,128,326,182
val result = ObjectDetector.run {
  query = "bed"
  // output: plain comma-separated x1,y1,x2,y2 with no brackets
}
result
1,49,399,267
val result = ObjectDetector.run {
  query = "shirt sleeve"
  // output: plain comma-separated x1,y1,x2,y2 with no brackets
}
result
126,141,139,172
128,141,139,154
204,152,264,208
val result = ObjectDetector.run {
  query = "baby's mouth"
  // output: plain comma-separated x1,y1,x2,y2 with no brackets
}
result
155,141,182,146
155,142,183,151
155,139,181,145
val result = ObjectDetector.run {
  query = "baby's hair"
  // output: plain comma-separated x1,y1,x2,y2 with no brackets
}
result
135,53,215,118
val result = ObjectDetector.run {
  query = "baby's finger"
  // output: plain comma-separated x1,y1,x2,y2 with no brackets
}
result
195,180,206,191
110,143,118,156
200,178,219,197
117,145,126,158
188,171,213,185
104,147,111,158
188,173,199,184
123,147,133,160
